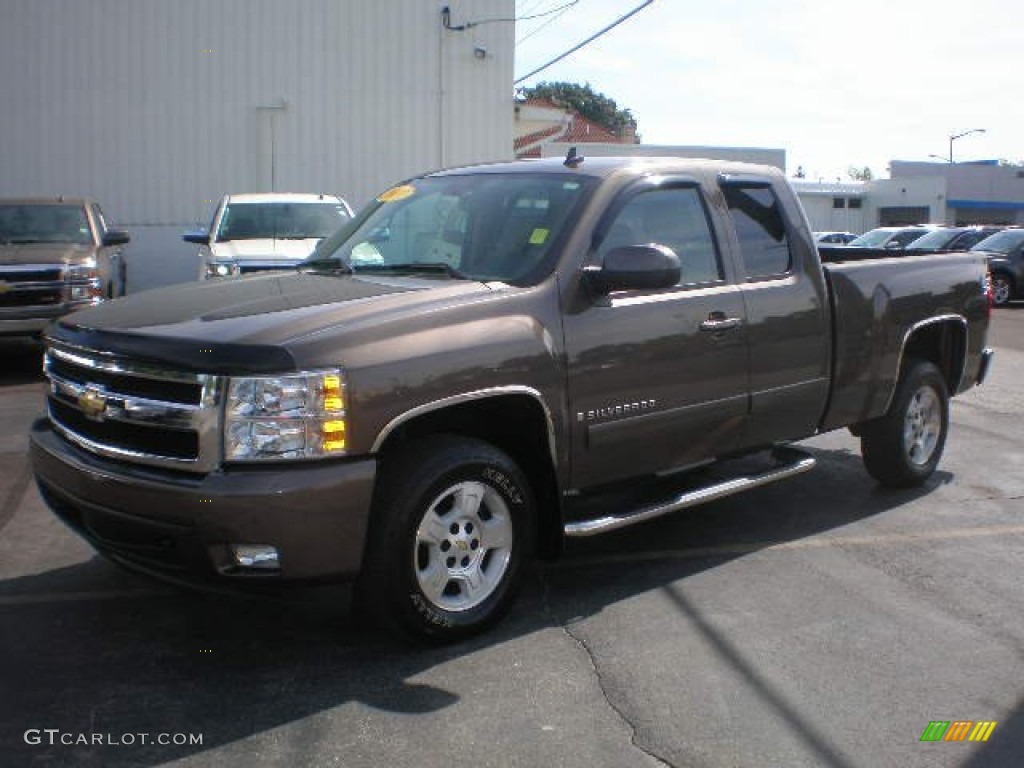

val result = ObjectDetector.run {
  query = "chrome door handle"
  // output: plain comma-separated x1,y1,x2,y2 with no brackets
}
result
699,316,741,332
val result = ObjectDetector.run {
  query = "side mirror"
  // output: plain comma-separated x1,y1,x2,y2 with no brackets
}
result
102,229,130,246
183,229,210,245
584,244,681,294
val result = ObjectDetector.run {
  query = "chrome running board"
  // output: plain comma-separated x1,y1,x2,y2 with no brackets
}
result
563,446,816,537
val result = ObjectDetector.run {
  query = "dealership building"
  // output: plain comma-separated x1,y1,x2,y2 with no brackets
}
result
2,0,1021,293
0,0,514,290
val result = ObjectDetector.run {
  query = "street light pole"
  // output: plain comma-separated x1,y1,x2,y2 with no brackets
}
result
948,128,986,163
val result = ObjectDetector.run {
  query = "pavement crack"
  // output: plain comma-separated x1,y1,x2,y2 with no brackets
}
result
537,568,676,768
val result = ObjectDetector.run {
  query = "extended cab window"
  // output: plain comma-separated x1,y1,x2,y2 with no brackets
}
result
597,186,722,286
722,184,792,278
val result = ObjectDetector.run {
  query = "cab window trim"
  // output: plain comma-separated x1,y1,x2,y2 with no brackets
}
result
719,179,795,282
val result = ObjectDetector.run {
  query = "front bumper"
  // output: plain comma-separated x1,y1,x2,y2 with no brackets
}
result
30,418,376,588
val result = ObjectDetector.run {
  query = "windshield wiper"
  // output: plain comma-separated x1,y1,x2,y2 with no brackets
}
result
355,262,469,279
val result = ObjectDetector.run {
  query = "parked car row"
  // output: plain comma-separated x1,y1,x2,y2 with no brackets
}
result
817,223,1023,306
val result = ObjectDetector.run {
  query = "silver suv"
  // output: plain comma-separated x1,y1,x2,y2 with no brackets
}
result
184,193,354,279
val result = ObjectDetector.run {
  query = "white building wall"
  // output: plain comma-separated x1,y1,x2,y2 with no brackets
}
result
0,0,513,289
864,177,947,227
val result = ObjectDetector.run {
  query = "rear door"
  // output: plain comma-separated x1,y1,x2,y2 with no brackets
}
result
563,177,749,490
718,176,830,448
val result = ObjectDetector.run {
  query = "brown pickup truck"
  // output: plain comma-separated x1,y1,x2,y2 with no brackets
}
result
0,198,130,336
29,157,994,642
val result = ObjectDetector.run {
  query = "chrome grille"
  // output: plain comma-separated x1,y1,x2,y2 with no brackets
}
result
43,342,224,472
0,263,66,308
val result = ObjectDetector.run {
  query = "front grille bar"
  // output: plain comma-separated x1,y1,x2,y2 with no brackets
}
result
44,341,224,473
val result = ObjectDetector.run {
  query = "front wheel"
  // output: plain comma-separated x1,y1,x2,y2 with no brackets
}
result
359,436,534,643
860,359,949,488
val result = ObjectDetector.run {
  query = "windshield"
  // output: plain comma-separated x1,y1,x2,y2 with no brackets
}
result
971,229,1024,255
905,229,958,249
216,202,351,241
306,173,594,285
0,204,92,245
847,229,893,248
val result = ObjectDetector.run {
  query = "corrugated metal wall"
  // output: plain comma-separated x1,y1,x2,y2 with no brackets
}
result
0,0,514,226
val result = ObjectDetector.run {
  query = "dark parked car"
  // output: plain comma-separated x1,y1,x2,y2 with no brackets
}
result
846,225,937,250
971,227,1024,305
904,226,1004,254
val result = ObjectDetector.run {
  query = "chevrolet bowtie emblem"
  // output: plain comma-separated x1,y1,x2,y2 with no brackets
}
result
78,387,108,421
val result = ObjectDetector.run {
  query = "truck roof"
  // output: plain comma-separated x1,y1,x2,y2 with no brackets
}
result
429,155,784,180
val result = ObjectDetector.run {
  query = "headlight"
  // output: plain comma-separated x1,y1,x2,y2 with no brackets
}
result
205,261,239,278
65,259,103,301
224,370,347,461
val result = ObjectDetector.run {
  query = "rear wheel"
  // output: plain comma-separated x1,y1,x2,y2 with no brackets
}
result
360,436,534,643
860,360,949,488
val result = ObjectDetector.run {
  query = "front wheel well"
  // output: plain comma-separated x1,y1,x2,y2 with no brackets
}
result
374,395,563,558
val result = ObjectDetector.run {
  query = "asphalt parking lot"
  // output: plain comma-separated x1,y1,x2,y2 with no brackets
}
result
1,308,1022,768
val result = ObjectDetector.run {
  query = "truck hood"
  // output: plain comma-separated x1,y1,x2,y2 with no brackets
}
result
210,238,321,261
0,242,97,265
50,271,498,372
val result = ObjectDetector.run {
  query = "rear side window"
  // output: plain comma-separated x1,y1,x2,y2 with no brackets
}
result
722,184,792,278
596,186,722,286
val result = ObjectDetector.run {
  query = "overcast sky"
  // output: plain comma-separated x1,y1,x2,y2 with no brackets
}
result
513,0,1021,181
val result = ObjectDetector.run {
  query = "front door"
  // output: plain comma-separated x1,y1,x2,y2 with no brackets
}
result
563,181,749,490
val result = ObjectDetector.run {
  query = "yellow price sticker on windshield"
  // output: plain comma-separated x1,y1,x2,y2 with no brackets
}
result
377,184,416,203
529,228,549,245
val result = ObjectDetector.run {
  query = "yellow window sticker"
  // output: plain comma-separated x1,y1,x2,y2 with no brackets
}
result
376,184,416,203
529,228,549,245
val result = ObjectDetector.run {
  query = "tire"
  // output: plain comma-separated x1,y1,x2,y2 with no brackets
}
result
860,359,949,488
359,436,534,643
991,273,1012,306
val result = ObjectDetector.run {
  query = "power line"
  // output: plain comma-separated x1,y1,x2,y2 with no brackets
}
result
514,0,655,85
516,1,579,46
443,1,578,30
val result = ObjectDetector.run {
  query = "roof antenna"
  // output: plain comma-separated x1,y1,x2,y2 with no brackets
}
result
564,146,584,168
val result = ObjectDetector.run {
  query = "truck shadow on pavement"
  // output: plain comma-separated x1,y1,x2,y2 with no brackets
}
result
0,445,957,767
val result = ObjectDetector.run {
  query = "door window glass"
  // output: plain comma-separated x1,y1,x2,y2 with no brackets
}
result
596,186,722,286
722,184,792,278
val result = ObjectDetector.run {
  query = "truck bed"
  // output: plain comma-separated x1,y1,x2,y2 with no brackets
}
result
819,251,989,431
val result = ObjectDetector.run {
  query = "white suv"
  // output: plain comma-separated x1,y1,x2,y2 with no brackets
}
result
184,193,354,279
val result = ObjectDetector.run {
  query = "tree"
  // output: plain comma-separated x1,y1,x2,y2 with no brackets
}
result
521,81,637,140
847,166,874,181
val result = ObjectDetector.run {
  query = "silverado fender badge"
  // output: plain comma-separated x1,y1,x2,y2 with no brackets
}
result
78,387,108,421
577,399,657,423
